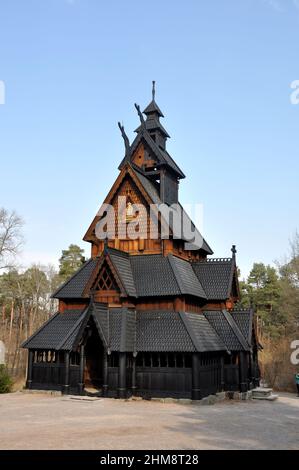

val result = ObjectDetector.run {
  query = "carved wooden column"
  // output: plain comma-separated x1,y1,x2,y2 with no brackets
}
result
102,351,108,397
220,355,225,391
192,353,201,400
239,351,248,393
26,350,34,389
132,355,137,395
63,351,70,395
78,345,85,395
118,352,127,399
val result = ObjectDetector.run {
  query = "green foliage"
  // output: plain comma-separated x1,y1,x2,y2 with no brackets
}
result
58,244,85,282
239,233,299,340
0,365,13,394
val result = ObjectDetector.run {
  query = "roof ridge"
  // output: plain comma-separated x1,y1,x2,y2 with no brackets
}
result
178,312,200,352
91,303,109,349
104,254,130,297
226,257,236,298
222,309,250,351
167,254,184,294
106,246,130,257
57,307,89,351
196,257,233,263
106,250,137,298
168,254,207,299
181,312,227,353
231,308,252,313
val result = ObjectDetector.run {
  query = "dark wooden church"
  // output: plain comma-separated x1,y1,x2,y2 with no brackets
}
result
23,84,260,399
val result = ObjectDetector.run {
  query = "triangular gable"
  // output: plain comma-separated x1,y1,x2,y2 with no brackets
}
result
118,130,185,178
83,252,131,298
52,258,98,299
84,162,212,254
96,263,120,292
83,164,154,243
22,309,88,351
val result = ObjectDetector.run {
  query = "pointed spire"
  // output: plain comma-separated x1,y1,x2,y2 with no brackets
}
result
143,81,164,118
134,81,169,139
152,80,156,100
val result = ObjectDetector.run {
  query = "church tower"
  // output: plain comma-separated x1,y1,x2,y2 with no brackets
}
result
84,82,212,261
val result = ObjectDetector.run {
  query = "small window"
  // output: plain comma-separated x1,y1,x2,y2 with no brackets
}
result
97,265,119,291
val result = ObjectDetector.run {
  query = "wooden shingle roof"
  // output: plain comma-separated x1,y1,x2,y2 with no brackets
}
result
204,310,250,351
192,258,235,300
22,308,88,351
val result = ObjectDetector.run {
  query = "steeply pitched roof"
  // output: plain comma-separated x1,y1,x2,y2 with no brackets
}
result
203,310,250,351
135,117,170,138
126,130,185,178
168,255,207,298
231,309,254,344
91,303,135,352
54,249,208,301
52,258,98,299
136,310,225,353
107,249,137,297
181,312,227,352
23,304,231,354
130,254,181,297
143,99,164,117
131,252,207,298
91,302,109,348
133,168,213,254
22,308,88,351
136,310,194,352
192,258,235,300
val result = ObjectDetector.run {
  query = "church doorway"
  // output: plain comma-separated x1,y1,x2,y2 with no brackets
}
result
84,321,104,390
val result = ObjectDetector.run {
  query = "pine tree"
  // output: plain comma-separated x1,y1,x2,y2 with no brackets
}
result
58,244,85,282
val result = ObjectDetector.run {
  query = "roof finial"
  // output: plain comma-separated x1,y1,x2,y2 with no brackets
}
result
152,80,156,101
134,103,146,131
231,245,237,259
118,121,130,161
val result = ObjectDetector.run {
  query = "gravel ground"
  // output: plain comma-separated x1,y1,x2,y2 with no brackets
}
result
0,392,298,450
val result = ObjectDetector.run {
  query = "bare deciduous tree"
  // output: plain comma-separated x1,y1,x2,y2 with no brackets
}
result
0,208,24,270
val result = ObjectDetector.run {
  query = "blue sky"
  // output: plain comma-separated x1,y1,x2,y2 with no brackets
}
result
0,0,298,278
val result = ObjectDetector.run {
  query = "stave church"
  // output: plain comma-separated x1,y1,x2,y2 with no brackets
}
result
23,84,261,399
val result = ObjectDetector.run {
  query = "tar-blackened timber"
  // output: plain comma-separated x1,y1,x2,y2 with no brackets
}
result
22,85,261,399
